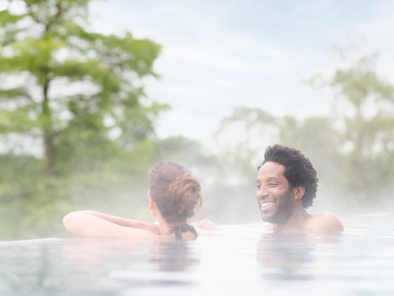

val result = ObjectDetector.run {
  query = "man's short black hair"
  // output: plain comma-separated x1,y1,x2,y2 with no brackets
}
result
258,144,318,208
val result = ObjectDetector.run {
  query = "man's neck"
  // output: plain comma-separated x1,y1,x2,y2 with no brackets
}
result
275,202,311,229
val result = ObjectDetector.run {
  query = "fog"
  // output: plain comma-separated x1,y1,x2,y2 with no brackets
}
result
0,0,394,240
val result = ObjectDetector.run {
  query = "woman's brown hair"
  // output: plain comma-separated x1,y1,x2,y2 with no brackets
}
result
148,161,202,224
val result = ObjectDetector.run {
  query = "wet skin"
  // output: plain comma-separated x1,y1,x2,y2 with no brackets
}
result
256,161,344,232
256,161,303,224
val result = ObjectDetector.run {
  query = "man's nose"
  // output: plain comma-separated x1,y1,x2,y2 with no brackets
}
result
257,184,268,198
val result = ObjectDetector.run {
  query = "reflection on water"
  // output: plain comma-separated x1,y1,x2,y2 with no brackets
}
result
257,235,316,280
0,215,394,295
0,238,200,294
257,232,341,281
63,239,199,291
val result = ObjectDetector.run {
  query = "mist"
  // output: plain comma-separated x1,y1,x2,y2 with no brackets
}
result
1,0,394,240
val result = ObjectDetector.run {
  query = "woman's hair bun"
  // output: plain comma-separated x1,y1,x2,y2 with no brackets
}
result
169,175,202,217
148,160,203,224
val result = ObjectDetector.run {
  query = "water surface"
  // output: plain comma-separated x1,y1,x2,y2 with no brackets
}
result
1,214,394,295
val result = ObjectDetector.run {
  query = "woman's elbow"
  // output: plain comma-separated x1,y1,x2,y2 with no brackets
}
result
63,212,84,236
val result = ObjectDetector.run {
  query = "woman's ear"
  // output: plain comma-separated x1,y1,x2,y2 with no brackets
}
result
148,196,157,218
294,186,305,200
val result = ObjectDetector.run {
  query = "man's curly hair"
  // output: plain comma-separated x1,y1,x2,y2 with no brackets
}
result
258,145,318,208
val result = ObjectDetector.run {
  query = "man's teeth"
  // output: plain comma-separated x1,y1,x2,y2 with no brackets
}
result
261,202,274,207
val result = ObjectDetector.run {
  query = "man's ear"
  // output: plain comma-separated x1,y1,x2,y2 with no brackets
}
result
294,186,305,200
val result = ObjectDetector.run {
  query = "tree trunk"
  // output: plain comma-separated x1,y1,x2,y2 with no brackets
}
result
42,80,56,175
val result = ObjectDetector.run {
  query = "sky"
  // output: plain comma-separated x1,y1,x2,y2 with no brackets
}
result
90,0,394,148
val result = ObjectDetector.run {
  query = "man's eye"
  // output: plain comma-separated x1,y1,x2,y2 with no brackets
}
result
256,185,261,189
269,183,278,186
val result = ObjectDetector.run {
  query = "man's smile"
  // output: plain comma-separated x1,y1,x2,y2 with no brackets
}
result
260,201,275,211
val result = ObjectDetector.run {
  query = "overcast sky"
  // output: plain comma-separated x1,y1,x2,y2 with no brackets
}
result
90,0,394,147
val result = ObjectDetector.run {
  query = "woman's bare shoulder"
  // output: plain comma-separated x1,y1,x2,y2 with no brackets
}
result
192,220,219,236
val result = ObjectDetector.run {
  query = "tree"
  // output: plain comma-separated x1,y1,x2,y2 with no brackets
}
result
208,107,278,223
0,0,167,175
214,106,277,162
328,55,394,202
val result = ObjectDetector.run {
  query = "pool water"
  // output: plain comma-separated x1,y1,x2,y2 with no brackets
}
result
1,214,394,295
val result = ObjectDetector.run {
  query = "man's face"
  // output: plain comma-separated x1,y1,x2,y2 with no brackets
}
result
256,161,296,224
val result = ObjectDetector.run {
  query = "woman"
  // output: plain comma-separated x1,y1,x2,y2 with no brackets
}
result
63,160,217,240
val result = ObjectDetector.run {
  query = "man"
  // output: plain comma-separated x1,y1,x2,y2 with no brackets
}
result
256,144,344,232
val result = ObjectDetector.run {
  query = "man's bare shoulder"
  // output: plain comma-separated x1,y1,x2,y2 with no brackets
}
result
304,212,344,232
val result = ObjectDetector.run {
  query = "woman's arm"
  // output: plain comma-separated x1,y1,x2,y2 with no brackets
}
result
77,211,159,233
63,211,159,238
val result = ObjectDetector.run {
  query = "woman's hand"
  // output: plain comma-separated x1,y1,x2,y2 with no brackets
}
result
191,220,219,231
190,220,219,236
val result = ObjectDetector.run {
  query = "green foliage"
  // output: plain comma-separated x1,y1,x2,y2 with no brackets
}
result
329,55,394,202
212,56,394,216
1,1,394,238
0,0,169,239
0,0,167,175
